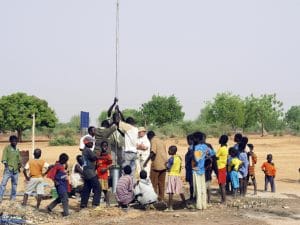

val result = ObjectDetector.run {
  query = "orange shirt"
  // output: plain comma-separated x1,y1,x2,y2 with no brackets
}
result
25,159,47,178
261,161,276,177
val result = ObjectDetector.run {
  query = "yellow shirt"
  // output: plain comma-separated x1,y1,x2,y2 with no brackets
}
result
169,155,182,176
230,157,242,172
216,146,228,169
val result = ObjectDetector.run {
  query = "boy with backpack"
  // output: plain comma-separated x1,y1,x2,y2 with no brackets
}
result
46,153,70,217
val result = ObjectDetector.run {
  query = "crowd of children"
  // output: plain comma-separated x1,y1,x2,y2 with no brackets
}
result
0,131,277,217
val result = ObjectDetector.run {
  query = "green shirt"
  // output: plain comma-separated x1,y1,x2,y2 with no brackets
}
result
1,145,21,173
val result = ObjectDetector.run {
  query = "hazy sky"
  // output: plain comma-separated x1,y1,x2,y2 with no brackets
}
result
0,0,299,124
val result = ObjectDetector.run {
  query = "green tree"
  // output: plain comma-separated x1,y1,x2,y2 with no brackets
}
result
245,94,284,136
0,92,57,141
68,115,80,131
203,93,245,130
141,95,184,126
98,110,108,126
285,105,300,131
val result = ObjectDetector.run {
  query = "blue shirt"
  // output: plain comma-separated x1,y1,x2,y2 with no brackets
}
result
238,152,249,177
193,144,208,175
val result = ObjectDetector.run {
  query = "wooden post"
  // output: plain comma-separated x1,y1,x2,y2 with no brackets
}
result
32,113,35,158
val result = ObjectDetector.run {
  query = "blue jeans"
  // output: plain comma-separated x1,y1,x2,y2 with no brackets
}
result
0,167,19,200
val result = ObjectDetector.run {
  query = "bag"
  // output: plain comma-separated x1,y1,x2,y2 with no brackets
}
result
46,163,63,181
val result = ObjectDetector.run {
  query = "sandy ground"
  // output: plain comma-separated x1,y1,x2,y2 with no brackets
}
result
0,134,299,225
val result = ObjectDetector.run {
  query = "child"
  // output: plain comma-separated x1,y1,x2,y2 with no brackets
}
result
247,144,257,195
22,148,49,209
70,155,84,198
229,147,242,198
116,165,134,209
216,135,228,203
165,145,188,211
47,153,70,217
192,132,208,210
261,154,276,192
96,141,113,207
184,134,194,201
134,170,157,209
238,137,249,196
204,156,212,204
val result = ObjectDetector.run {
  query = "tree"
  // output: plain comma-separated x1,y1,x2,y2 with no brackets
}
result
97,110,108,126
141,95,184,126
286,106,300,131
245,94,284,136
68,115,80,131
203,93,245,130
0,92,57,141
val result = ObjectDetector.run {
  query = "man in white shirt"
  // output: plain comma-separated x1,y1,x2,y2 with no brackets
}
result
136,127,151,177
118,117,138,176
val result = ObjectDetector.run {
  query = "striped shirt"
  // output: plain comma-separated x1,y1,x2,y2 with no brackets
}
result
116,175,134,205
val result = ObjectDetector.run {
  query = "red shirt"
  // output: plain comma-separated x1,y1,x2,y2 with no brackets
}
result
96,153,112,180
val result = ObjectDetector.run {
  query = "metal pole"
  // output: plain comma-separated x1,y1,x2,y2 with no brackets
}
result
115,0,119,99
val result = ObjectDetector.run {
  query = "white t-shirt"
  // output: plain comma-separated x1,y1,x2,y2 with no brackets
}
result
134,179,157,205
119,121,138,153
79,134,95,151
137,135,151,160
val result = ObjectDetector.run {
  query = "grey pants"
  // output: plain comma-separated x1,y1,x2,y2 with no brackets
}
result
122,152,137,176
48,190,69,216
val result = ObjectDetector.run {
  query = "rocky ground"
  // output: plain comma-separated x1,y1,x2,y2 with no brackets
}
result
1,188,300,225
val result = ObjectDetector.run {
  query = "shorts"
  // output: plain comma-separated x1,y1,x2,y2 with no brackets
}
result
99,179,109,191
218,168,226,185
25,177,45,195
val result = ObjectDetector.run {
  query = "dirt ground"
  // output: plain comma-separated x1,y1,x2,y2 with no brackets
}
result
0,135,299,225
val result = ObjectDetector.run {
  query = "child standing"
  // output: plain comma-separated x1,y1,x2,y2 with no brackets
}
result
192,132,208,210
184,134,194,201
216,135,228,203
204,156,212,204
229,148,242,198
47,153,70,217
96,141,113,207
261,154,276,192
22,148,49,209
165,146,188,211
247,144,257,195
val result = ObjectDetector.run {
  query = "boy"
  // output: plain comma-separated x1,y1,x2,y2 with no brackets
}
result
81,136,101,209
165,145,188,211
22,148,49,209
70,155,84,198
204,156,212,204
247,144,257,195
229,148,242,198
134,170,157,209
192,132,207,210
0,135,22,203
216,135,228,203
261,154,276,192
185,134,194,201
96,141,113,207
47,153,70,217
116,165,134,209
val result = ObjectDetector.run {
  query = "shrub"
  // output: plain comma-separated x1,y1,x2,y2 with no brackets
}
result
49,136,77,146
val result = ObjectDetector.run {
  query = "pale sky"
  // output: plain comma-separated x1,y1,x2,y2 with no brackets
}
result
0,0,299,124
